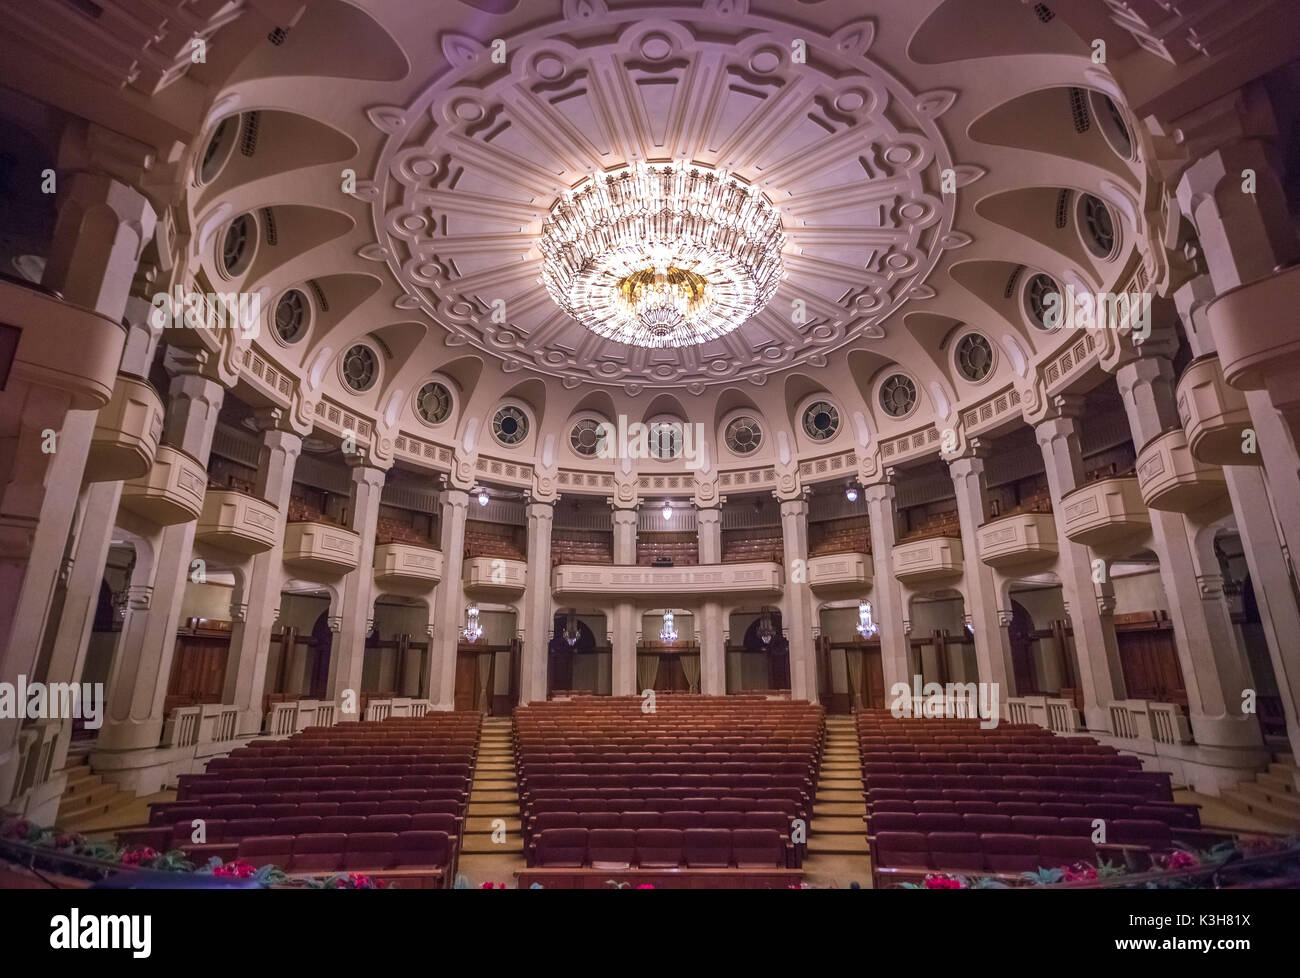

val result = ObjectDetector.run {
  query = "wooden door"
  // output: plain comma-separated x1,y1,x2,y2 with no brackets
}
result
1008,600,1038,694
864,646,885,709
454,652,479,712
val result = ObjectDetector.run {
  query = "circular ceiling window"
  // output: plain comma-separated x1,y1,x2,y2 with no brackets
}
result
220,213,256,278
340,344,378,392
273,289,308,344
1091,91,1135,161
414,381,452,426
955,333,994,382
493,405,529,445
802,401,840,441
199,115,238,185
1025,272,1063,331
569,418,607,457
724,415,763,455
879,374,918,417
1078,193,1117,260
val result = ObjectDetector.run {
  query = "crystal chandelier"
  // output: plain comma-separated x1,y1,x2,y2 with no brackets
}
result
660,610,678,643
462,603,482,643
857,601,878,640
563,610,580,647
757,607,777,646
539,161,785,348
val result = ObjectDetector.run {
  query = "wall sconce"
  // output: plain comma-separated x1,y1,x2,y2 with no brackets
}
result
845,481,859,503
660,609,678,643
476,487,489,507
462,602,483,643
661,500,673,522
857,600,878,639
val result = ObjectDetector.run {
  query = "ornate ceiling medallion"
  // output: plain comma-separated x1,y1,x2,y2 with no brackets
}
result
539,161,785,347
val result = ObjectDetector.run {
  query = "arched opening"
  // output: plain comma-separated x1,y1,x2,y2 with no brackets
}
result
547,611,609,697
364,594,432,708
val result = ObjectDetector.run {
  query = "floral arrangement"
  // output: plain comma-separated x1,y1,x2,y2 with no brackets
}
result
303,872,386,889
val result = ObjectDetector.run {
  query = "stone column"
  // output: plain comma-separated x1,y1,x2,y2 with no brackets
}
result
1114,355,1262,752
222,415,302,734
611,504,638,696
0,175,153,805
96,352,225,758
1033,403,1126,731
327,461,387,711
1177,142,1300,580
696,505,725,695
777,492,818,702
947,448,1016,697
520,499,555,704
862,479,911,693
430,489,469,709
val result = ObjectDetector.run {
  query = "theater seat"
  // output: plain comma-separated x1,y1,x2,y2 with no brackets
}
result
927,832,984,872
288,833,346,873
683,828,732,869
1038,834,1097,867
343,832,398,871
588,828,635,870
236,835,294,870
874,831,929,870
731,828,784,868
981,834,1041,873
636,828,683,868
535,828,588,868
391,830,451,869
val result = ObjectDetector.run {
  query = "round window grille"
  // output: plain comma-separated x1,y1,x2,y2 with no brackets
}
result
221,214,255,277
1026,273,1062,330
493,405,529,445
802,401,840,441
415,381,452,425
955,333,994,382
569,418,607,457
199,116,237,184
1091,91,1135,161
1079,193,1116,260
879,375,917,417
647,420,683,459
273,289,308,344
724,415,763,455
340,344,378,392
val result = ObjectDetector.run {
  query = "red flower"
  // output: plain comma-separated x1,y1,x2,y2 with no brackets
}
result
121,846,158,866
214,860,258,878
923,874,964,889
480,881,505,889
636,884,655,889
1063,863,1098,883
1161,850,1199,871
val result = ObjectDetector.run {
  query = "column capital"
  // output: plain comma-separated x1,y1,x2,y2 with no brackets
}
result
441,488,471,513
346,459,387,490
861,480,896,506
611,506,639,527
1033,393,1086,425
526,499,555,522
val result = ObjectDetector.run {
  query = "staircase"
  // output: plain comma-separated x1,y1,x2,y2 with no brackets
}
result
455,717,525,885
56,749,139,829
1219,751,1300,831
802,715,871,886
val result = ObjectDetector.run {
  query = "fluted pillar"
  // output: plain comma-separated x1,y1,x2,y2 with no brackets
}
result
431,489,469,709
696,505,725,695
520,499,555,704
611,505,638,696
947,448,1016,697
1033,405,1125,731
328,462,387,710
778,493,817,702
223,417,302,733
96,353,225,757
862,479,911,692
1114,354,1262,752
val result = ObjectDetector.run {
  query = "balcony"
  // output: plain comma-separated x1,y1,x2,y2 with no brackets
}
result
1175,355,1260,467
977,513,1058,568
118,446,207,526
552,561,783,599
1136,429,1229,516
85,374,164,482
463,555,528,595
374,542,444,587
890,537,963,583
1059,477,1150,549
195,490,280,555
806,552,872,595
283,520,361,575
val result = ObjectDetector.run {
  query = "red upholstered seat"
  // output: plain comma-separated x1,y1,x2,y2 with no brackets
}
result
343,832,398,871
682,828,732,868
732,828,784,868
636,828,684,868
236,835,294,870
588,828,635,870
288,833,346,873
980,834,1041,872
391,830,451,869
535,828,588,868
927,832,984,872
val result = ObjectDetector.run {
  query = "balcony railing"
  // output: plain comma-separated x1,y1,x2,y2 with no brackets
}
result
1006,695,1081,734
1108,699,1193,746
119,445,207,526
806,552,872,594
86,373,164,482
1176,354,1260,467
890,536,963,583
463,555,528,594
163,704,240,748
1135,429,1229,516
1058,477,1149,550
551,560,783,598
283,521,361,575
196,489,280,555
977,512,1058,568
374,541,444,586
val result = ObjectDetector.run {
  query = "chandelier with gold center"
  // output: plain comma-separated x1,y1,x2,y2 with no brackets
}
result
539,161,785,348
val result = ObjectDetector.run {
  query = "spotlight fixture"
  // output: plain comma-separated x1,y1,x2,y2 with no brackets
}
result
662,501,673,522
845,481,859,503
660,609,678,643
857,600,878,640
462,603,482,643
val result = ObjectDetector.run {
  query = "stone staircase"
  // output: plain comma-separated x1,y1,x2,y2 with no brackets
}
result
56,748,139,829
802,715,871,885
1219,751,1300,831
455,717,525,885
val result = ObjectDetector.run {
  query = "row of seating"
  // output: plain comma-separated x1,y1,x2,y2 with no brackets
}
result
720,528,783,564
872,812,1178,850
376,514,437,547
145,796,463,828
550,531,614,566
234,829,454,884
869,797,1198,828
530,827,787,870
898,509,961,542
635,533,699,566
808,517,872,557
125,812,460,852
875,831,1098,879
865,773,1170,799
465,520,526,560
177,775,471,800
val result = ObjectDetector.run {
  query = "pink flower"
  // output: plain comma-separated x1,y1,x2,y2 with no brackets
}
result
1063,863,1097,883
1161,850,1199,871
480,881,505,889
214,860,258,878
636,884,655,889
120,846,158,866
923,874,964,889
